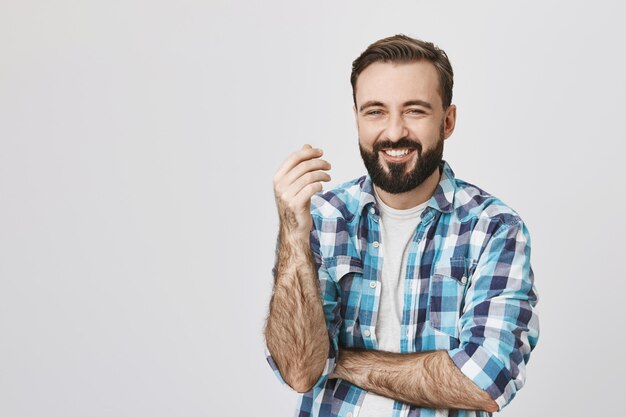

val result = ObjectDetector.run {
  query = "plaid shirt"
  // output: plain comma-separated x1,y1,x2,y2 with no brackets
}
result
266,161,539,417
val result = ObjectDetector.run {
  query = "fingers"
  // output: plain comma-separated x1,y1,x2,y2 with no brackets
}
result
274,144,325,181
273,145,332,233
282,158,331,187
275,166,331,207
291,182,324,206
274,144,331,194
286,170,331,202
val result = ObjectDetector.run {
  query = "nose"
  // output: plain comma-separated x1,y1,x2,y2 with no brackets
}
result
384,112,408,142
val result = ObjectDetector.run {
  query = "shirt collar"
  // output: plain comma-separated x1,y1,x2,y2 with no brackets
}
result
359,160,456,215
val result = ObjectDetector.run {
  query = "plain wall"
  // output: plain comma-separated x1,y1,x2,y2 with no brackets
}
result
1,1,624,416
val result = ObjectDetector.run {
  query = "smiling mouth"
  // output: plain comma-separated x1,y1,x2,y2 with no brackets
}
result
380,147,416,163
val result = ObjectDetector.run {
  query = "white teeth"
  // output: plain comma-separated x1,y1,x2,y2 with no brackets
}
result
384,149,410,157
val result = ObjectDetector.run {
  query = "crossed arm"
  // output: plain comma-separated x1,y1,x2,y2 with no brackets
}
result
325,220,536,412
264,228,496,412
331,348,498,412
264,222,498,411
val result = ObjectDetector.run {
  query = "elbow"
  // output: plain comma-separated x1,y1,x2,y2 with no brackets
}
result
285,349,330,393
285,371,323,393
482,398,499,413
290,380,315,394
283,356,328,393
265,330,332,393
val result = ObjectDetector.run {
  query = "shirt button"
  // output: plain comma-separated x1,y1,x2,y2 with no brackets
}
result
461,276,468,285
370,281,377,288
370,207,376,215
372,241,380,248
363,329,371,337
347,413,353,417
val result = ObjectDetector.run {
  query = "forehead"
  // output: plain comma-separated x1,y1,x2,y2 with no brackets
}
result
354,61,442,108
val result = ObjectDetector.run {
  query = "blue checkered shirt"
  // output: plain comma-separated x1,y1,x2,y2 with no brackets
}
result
265,161,539,417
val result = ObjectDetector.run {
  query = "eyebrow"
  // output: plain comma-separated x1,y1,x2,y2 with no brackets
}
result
404,100,433,110
359,101,385,112
359,99,433,112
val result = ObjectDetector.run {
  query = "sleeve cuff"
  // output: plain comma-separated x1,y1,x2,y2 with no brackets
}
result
264,345,290,388
448,344,517,411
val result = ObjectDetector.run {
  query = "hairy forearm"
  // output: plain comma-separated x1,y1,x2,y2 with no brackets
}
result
332,349,498,412
264,227,329,393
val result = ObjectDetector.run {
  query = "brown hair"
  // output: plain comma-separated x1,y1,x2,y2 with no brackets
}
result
350,34,454,109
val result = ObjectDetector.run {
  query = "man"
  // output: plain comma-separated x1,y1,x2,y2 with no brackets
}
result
264,34,539,417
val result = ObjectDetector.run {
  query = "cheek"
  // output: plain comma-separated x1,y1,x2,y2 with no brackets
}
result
411,123,441,142
357,125,381,147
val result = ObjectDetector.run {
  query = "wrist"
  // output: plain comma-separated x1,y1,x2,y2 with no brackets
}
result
279,224,311,246
334,349,363,386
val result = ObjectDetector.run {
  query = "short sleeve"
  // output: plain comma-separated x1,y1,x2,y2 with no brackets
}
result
448,220,540,410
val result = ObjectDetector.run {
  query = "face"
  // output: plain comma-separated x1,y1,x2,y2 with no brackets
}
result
354,61,456,194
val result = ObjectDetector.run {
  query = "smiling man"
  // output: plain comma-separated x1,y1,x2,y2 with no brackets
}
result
264,35,539,417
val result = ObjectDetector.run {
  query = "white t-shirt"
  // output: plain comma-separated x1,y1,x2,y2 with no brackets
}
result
358,191,428,417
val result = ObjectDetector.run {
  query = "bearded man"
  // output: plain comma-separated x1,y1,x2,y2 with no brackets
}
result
264,34,539,417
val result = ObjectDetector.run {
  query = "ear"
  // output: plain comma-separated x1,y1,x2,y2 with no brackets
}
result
353,104,359,129
442,104,457,140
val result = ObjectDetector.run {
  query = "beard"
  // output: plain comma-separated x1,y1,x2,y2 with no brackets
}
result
359,127,444,194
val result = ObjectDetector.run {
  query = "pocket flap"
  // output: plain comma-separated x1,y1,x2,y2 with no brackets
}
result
324,255,363,281
432,257,468,284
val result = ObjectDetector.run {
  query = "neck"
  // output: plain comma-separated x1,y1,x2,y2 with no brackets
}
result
374,167,441,210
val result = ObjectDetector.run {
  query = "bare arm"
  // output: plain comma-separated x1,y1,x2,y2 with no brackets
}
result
264,145,332,393
331,348,498,412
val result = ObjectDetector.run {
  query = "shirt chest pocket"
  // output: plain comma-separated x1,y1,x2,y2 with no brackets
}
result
325,255,363,335
427,257,474,338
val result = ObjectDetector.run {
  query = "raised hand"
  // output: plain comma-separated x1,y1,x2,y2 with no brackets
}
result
273,144,331,239
265,145,333,392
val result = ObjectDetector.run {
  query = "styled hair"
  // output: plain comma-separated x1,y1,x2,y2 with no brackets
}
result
350,34,454,109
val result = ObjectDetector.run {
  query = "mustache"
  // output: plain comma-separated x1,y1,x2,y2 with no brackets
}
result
372,138,422,154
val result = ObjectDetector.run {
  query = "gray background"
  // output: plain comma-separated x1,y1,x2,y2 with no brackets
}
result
1,1,624,416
